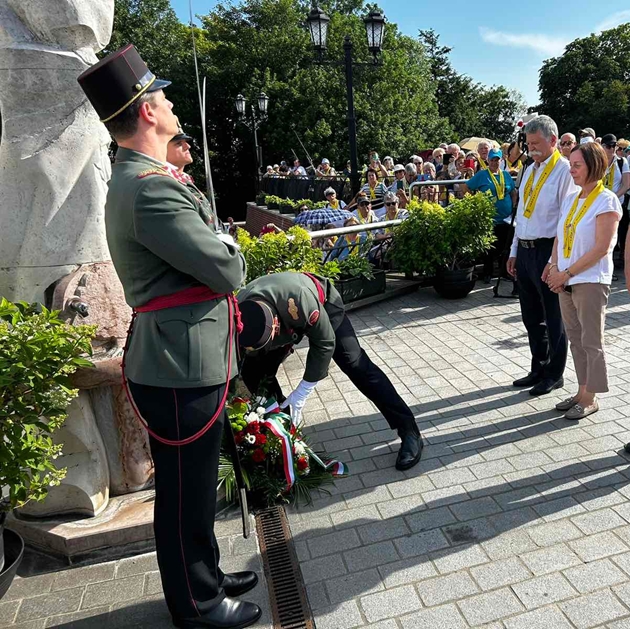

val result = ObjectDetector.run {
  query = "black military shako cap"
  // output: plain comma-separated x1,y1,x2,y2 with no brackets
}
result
77,44,171,123
238,301,276,350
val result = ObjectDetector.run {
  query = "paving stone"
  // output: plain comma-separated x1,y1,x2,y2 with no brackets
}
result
572,508,628,535
457,587,524,625
560,589,629,629
307,527,362,558
81,574,145,610
393,529,450,558
563,559,627,593
309,600,364,629
416,572,479,606
344,541,400,573
357,517,410,544
16,588,84,622
511,572,578,609
144,570,163,596
404,506,457,533
376,495,424,519
115,552,158,578
325,568,384,605
3,573,56,601
0,600,20,626
470,557,532,591
305,582,330,611
44,607,110,628
52,562,116,591
378,557,438,588
360,585,422,623
300,553,347,584
520,544,582,576
569,531,629,562
503,605,574,629
450,496,502,521
399,603,467,629
431,543,489,574
331,504,380,530
528,520,584,547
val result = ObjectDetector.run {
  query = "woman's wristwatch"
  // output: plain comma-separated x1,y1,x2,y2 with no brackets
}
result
565,268,574,278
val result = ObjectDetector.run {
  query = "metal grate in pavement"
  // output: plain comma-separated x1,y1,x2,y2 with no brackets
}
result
256,506,314,629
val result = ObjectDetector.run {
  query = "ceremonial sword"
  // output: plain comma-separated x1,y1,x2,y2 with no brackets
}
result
189,1,251,539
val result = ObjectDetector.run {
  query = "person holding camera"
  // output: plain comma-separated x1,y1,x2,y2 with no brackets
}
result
546,142,621,419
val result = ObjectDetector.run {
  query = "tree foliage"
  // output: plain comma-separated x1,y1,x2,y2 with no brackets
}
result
538,24,630,137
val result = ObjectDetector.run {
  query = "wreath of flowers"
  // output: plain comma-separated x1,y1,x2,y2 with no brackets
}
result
218,396,346,507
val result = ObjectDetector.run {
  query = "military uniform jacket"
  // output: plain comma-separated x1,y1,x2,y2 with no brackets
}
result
237,272,345,382
107,148,246,388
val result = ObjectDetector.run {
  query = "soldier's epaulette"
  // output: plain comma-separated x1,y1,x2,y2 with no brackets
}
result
137,167,170,179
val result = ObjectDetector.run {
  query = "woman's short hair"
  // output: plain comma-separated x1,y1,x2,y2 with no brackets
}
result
405,163,417,176
366,167,377,176
384,191,398,203
324,186,336,196
432,148,445,158
571,142,608,183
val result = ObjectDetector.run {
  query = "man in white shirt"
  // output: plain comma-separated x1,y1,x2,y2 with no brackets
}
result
559,133,577,158
601,134,630,200
507,115,579,396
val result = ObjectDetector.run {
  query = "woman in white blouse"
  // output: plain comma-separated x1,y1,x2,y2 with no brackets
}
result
546,142,622,419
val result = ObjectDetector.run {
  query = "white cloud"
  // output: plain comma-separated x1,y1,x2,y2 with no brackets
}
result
596,10,630,32
479,27,569,57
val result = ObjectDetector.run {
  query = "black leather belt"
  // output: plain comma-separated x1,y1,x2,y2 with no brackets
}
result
518,237,555,249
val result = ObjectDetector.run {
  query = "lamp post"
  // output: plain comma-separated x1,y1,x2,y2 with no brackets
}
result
236,91,269,177
306,6,385,196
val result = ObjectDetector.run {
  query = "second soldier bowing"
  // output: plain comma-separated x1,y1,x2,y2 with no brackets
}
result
237,271,423,471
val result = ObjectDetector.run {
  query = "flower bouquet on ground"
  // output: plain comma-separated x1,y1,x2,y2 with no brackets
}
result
219,396,346,508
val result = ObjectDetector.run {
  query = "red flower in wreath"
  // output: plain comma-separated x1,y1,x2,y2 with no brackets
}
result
255,434,267,446
235,433,245,445
252,449,266,463
247,422,261,434
297,457,309,471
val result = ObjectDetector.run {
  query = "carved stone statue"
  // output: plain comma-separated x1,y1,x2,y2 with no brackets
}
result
0,0,115,304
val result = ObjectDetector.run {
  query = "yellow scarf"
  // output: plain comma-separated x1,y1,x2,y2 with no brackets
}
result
563,182,604,257
369,186,376,200
507,158,522,171
487,167,506,200
357,209,373,224
523,150,562,218
478,157,488,170
329,199,339,209
603,162,615,191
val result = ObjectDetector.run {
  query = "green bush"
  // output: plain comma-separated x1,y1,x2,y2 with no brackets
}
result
237,226,340,284
390,194,496,276
0,300,96,512
338,254,375,281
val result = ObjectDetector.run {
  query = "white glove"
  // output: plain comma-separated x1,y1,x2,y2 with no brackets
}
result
280,379,318,425
216,232,240,250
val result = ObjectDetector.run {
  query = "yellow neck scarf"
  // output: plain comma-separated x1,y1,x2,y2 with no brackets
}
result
563,183,604,257
523,150,562,219
487,167,506,200
329,199,339,209
478,157,488,170
604,162,615,191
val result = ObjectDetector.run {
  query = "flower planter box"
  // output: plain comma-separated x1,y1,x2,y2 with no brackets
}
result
0,527,23,601
336,270,386,303
267,201,279,210
279,204,295,215
434,266,476,299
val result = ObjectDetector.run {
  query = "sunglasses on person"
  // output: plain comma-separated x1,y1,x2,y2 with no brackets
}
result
385,202,397,206
605,143,617,149
358,200,370,206
559,141,575,147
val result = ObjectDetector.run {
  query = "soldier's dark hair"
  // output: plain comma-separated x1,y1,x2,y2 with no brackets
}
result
103,91,158,141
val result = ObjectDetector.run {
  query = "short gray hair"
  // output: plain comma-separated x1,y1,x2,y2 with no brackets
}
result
405,163,417,176
324,186,336,196
524,115,558,141
384,191,398,203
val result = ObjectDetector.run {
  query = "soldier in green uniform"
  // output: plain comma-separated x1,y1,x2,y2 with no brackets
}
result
78,45,261,629
238,272,423,470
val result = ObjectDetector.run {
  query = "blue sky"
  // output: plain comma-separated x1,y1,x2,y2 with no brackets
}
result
171,0,630,106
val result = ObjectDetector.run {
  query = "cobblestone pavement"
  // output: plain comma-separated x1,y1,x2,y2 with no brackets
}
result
282,281,630,629
5,281,630,628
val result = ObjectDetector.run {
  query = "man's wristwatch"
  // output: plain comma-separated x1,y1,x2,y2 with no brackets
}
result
565,268,574,278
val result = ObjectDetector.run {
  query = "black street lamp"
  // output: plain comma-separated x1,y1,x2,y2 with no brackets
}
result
306,5,385,195
236,92,270,177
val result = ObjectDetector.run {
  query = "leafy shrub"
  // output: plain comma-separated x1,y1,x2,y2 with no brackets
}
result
338,255,375,281
0,300,96,512
237,226,340,284
390,194,496,275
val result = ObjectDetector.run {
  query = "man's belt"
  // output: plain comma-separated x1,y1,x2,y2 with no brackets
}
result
135,285,224,312
518,237,555,249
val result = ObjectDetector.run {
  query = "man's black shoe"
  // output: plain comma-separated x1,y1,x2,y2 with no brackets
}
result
395,432,423,471
529,377,564,396
513,373,542,388
173,597,262,629
221,572,258,597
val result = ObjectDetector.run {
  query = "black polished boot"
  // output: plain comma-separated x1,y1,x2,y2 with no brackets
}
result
395,432,424,471
221,572,258,597
173,597,262,629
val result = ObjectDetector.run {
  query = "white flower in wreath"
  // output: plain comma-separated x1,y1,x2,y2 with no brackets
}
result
302,467,310,476
256,406,266,416
245,412,259,424
294,441,306,456
245,434,256,445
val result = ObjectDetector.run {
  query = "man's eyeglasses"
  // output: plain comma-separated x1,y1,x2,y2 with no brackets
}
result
605,143,617,149
385,202,397,206
560,141,575,147
358,201,369,206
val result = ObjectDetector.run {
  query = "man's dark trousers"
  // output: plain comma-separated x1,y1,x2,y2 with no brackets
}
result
128,381,226,621
241,313,418,434
515,238,567,380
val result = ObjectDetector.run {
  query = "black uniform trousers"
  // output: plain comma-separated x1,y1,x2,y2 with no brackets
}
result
483,223,514,279
241,313,418,436
128,380,226,621
515,239,567,380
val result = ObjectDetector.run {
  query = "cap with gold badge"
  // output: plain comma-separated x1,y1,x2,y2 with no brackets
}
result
77,44,171,123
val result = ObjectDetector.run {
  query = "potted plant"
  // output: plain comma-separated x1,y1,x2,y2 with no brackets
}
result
390,194,495,298
255,192,267,207
0,300,95,598
237,226,339,284
279,198,296,215
336,255,385,303
265,195,282,210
